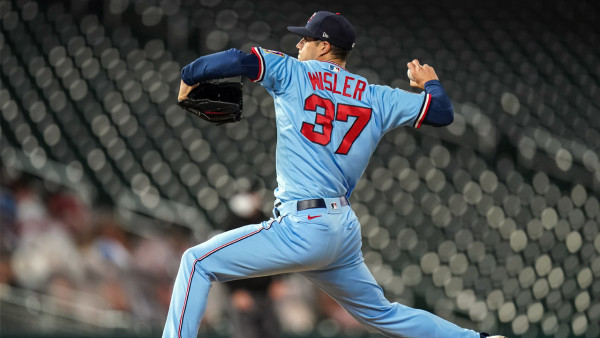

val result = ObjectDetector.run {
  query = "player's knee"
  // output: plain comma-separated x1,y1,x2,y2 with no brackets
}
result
181,246,214,269
181,247,200,266
181,247,217,282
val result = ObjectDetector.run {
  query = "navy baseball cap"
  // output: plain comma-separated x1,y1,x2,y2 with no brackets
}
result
287,11,356,50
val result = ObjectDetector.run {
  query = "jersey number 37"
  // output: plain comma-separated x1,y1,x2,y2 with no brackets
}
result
301,94,372,155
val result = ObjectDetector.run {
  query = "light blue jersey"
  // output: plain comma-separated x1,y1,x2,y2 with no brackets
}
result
250,47,431,202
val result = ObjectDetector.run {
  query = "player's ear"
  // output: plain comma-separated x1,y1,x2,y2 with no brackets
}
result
320,41,331,56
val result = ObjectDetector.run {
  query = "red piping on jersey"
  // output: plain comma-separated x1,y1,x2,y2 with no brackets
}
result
414,94,431,129
250,47,265,82
177,217,282,337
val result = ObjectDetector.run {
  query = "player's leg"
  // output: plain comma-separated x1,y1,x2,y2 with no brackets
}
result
300,223,479,338
302,261,480,338
162,216,337,338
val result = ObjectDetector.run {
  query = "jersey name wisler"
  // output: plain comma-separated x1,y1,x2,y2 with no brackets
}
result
250,47,430,202
306,70,367,100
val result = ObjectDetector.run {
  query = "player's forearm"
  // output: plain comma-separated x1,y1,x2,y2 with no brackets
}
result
422,80,454,127
181,48,259,85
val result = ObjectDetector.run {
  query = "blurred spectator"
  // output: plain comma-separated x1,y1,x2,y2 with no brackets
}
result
83,208,131,274
12,176,52,238
46,190,92,243
129,227,179,322
271,274,318,335
10,177,85,291
127,221,194,323
80,208,132,312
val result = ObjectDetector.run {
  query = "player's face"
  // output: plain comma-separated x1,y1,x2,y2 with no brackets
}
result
296,36,321,61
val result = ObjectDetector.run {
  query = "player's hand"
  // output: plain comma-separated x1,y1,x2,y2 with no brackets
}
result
407,59,439,90
178,80,199,102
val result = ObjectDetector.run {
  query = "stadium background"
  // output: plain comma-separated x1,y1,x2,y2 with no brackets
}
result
1,0,599,337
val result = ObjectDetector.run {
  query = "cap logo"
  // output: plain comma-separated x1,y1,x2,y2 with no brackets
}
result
322,32,329,38
308,12,316,23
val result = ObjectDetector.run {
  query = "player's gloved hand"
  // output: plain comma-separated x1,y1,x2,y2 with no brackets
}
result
177,79,243,125
406,59,439,90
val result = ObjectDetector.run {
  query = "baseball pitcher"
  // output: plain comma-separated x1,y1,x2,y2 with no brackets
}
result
165,11,505,338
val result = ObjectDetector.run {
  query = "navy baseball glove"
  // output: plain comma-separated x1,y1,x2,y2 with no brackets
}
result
178,80,243,124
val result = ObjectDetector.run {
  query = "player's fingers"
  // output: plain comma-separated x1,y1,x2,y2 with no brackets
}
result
411,59,421,67
424,64,436,71
423,64,435,71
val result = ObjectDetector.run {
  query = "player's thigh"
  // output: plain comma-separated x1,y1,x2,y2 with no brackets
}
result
187,218,326,281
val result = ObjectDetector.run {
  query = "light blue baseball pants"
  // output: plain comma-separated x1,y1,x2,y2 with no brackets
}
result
163,198,479,338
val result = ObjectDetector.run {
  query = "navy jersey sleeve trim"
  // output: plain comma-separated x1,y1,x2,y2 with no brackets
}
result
412,93,432,129
250,47,265,82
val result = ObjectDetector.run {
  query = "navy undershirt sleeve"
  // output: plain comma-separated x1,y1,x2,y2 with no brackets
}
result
422,80,454,127
181,48,259,85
